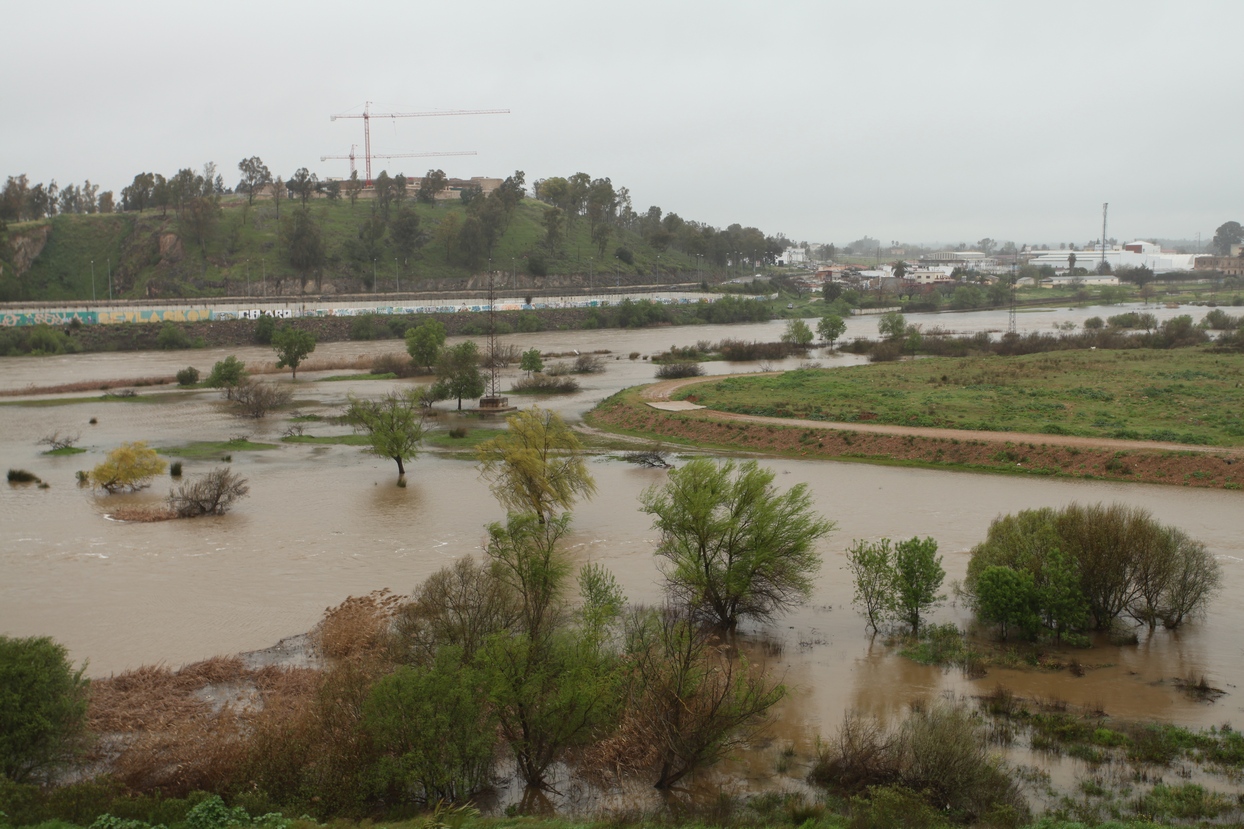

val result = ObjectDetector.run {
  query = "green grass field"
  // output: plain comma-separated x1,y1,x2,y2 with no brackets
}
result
679,348,1244,446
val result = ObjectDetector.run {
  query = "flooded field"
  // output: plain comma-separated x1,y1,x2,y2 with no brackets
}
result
3,302,1242,803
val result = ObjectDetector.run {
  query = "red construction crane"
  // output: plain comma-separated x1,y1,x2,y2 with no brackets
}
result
329,101,509,186
319,145,478,179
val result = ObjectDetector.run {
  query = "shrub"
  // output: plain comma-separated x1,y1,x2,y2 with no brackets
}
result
7,469,39,483
363,647,497,803
230,380,293,419
511,373,580,394
205,357,247,395
349,314,380,341
572,353,604,373
868,340,903,362
176,367,200,386
253,314,276,344
0,636,90,783
527,251,548,276
614,246,634,264
655,361,704,379
155,323,191,350
371,352,420,378
448,426,468,439
169,461,183,478
1083,316,1104,330
167,468,250,517
89,442,167,493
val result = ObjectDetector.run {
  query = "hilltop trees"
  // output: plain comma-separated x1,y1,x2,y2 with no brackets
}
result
236,157,271,206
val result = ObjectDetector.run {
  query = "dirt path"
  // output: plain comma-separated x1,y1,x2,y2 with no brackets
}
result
639,373,1244,458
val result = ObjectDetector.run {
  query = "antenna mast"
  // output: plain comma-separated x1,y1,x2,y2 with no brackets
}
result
1101,202,1109,269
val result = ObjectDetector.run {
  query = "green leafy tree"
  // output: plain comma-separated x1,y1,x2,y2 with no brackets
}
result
343,389,427,480
610,606,785,789
542,206,564,251
389,205,423,260
272,326,316,379
364,646,496,804
286,167,319,206
846,538,895,633
640,458,833,629
520,347,543,376
90,441,167,493
975,566,1038,640
206,356,247,397
417,169,447,204
877,310,907,340
404,319,446,371
236,157,271,206
476,512,622,792
433,340,485,410
475,406,596,522
283,208,325,292
817,313,847,348
344,170,364,208
781,318,814,347
891,536,944,634
1211,220,1242,256
0,635,89,784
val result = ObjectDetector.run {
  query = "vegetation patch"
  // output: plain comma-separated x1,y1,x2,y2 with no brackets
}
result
158,439,279,459
318,372,397,382
680,349,1244,447
280,434,372,446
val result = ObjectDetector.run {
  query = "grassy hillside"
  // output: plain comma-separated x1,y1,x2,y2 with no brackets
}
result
6,196,715,302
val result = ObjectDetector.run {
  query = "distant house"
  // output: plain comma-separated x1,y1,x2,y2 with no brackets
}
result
919,251,1004,274
1194,256,1244,276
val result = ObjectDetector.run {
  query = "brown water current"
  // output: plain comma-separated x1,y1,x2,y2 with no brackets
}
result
3,304,1242,803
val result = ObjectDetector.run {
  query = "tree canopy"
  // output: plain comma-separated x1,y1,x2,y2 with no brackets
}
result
344,389,427,480
272,326,316,379
89,441,167,493
640,458,833,629
0,635,89,784
475,406,596,521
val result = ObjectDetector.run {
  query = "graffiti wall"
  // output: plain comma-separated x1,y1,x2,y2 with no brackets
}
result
0,295,715,326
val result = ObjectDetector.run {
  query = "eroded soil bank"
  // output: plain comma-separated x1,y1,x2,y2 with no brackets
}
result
589,386,1244,490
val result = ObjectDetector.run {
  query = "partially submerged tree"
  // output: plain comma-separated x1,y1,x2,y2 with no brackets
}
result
272,326,316,379
206,355,247,398
343,389,427,481
640,458,833,629
167,467,250,517
89,441,167,493
404,319,446,372
432,340,484,410
475,407,596,523
818,313,847,349
593,606,785,789
230,379,292,418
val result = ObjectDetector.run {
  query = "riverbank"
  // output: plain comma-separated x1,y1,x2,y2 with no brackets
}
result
588,382,1244,489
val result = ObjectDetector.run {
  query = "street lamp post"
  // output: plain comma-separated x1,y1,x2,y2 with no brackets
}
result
245,259,250,297
373,258,377,293
106,258,112,302
394,258,398,293
90,259,95,302
262,259,266,297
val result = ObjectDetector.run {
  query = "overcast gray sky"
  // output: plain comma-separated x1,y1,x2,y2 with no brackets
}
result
4,0,1240,248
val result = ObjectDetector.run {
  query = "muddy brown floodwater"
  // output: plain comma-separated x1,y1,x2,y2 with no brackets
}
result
2,303,1242,804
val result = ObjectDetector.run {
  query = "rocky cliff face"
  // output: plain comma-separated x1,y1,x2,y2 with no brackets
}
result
6,223,52,276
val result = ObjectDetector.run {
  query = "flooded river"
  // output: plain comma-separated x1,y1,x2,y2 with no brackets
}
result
3,302,1242,761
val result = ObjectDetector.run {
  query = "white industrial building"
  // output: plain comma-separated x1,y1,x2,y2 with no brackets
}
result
1027,241,1197,273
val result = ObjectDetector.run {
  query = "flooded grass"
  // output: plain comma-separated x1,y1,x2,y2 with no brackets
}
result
424,427,506,450
319,372,398,382
281,434,372,446
157,438,280,459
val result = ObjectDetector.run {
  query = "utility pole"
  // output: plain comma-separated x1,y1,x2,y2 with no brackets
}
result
90,259,96,302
